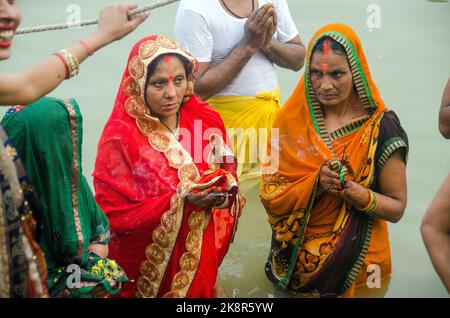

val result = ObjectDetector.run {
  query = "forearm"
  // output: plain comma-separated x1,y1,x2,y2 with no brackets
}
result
439,105,450,139
0,33,107,106
421,174,450,292
88,243,109,259
342,181,405,223
262,39,305,71
195,43,256,101
421,223,450,293
0,3,147,106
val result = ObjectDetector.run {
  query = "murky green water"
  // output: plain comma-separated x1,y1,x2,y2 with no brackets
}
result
2,0,449,297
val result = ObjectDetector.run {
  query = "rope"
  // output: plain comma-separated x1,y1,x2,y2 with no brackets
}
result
15,0,180,35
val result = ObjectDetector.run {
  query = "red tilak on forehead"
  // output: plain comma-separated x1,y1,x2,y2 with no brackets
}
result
163,55,173,65
323,40,331,56
321,63,328,74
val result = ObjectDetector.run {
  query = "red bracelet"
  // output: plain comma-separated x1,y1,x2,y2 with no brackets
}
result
53,52,70,79
79,39,94,56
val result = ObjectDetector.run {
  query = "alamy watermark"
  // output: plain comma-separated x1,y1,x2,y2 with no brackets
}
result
366,4,381,31
66,264,81,289
168,120,280,172
366,264,382,289
66,4,82,28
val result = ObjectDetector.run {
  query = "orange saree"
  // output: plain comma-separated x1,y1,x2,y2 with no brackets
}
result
260,23,408,297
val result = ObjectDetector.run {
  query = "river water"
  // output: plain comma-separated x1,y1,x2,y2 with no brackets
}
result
2,0,449,297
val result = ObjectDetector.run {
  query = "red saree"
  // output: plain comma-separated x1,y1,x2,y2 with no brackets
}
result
93,35,240,298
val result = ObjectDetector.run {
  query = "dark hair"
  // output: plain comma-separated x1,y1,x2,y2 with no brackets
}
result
144,53,193,108
146,53,193,80
312,36,347,57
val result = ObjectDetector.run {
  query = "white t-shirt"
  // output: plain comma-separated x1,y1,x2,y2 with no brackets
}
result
174,0,299,97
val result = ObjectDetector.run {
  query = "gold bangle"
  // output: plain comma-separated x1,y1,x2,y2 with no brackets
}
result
358,189,374,212
59,49,80,78
359,189,378,215
366,192,379,215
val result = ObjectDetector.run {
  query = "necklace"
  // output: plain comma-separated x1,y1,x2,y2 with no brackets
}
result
220,0,255,19
160,112,180,139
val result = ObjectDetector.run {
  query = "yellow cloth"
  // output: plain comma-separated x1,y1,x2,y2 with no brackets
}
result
208,89,281,184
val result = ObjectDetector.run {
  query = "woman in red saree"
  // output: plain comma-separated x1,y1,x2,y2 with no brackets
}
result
93,35,241,298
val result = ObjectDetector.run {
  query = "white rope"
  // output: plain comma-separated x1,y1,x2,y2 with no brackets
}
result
15,0,180,35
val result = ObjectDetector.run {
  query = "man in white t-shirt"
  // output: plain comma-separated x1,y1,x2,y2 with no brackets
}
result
175,0,305,182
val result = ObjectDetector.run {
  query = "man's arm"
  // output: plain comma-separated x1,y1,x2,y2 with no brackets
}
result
193,5,275,101
438,77,450,139
260,0,305,71
194,46,255,101
421,174,450,293
261,35,306,71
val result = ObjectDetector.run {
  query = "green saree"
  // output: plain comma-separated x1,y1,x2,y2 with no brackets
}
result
2,97,127,297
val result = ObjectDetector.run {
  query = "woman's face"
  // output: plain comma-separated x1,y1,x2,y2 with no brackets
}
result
309,49,354,107
145,55,188,121
0,0,21,61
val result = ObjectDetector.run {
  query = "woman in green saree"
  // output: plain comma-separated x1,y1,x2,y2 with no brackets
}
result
2,97,127,297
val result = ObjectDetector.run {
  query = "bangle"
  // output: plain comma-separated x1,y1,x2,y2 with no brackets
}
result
59,49,79,78
53,52,70,79
358,189,374,211
357,189,378,215
79,39,94,56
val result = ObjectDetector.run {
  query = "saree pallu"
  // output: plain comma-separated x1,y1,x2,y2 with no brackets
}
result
208,89,281,183
260,23,408,297
2,98,127,297
0,125,47,298
93,35,240,298
94,96,239,298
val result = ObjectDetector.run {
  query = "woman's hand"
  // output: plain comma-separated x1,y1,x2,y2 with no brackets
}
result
339,180,371,210
87,243,109,259
89,3,150,51
319,164,344,193
186,186,227,208
88,285,110,298
238,195,246,217
319,163,370,209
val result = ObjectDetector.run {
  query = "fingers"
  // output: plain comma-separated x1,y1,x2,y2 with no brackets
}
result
129,11,150,28
251,4,270,24
204,187,227,207
121,2,138,11
187,187,229,207
249,4,275,28
320,171,344,192
263,17,273,32
321,165,338,179
262,5,276,23
91,285,108,298
259,6,276,30
272,8,278,28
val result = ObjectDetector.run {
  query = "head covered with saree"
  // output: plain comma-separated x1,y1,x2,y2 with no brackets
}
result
93,35,241,298
260,23,388,296
2,97,127,297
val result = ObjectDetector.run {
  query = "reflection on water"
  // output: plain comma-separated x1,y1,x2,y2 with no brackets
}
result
2,0,449,298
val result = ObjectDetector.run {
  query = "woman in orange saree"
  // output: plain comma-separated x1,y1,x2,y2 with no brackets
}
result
93,35,241,298
260,23,408,297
